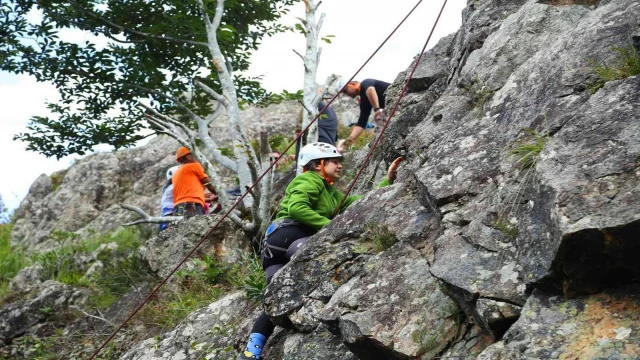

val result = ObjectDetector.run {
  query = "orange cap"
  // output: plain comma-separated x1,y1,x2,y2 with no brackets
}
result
175,147,191,162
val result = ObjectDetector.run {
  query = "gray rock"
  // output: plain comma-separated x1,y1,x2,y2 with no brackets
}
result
11,136,179,252
475,298,522,339
0,280,87,344
8,264,44,294
478,286,640,359
84,260,104,278
138,215,247,278
535,76,640,295
281,327,357,360
120,292,261,360
319,244,459,359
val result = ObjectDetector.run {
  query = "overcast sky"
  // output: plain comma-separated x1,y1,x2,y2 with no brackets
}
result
0,0,466,211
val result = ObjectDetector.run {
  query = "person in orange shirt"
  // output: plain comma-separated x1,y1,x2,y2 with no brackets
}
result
172,147,219,218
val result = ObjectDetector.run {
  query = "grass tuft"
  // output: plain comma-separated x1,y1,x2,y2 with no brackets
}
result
363,223,397,253
588,45,640,94
508,128,548,170
0,224,30,300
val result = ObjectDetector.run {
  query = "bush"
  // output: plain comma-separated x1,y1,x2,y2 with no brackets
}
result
464,79,494,118
588,45,640,93
0,226,148,308
138,256,228,328
227,253,266,303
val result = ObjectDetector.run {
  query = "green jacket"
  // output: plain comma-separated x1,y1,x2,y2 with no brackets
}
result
276,171,391,230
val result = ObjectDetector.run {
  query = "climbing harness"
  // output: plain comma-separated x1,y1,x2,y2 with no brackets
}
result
261,219,301,259
88,1,446,358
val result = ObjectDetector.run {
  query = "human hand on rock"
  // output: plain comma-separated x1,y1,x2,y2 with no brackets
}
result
387,157,403,184
205,192,218,203
337,139,351,152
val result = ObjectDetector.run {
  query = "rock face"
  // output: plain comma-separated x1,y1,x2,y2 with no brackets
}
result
478,286,640,359
8,264,44,294
120,292,258,360
262,0,640,358
11,136,180,252
0,280,86,345
8,0,640,359
139,215,247,278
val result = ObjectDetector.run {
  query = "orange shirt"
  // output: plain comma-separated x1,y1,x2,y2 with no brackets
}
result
172,162,207,206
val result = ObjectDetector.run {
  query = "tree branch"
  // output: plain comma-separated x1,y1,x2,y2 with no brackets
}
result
194,80,228,105
133,85,202,123
205,102,225,125
119,204,183,227
211,0,226,31
138,102,194,138
70,306,115,327
317,13,326,35
292,49,306,62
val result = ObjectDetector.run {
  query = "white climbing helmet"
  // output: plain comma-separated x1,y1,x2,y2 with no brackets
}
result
335,77,347,93
166,165,181,180
298,142,342,167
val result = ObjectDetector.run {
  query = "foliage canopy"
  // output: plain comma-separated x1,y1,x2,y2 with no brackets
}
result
0,0,297,158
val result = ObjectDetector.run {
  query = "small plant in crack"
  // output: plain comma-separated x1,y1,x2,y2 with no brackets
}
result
412,327,440,354
587,45,640,94
464,79,495,118
493,218,519,240
362,223,397,253
508,127,549,170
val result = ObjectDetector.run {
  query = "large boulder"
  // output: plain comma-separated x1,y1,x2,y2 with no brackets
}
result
0,280,87,345
478,286,640,359
138,215,248,278
8,264,44,294
120,292,259,360
265,0,640,357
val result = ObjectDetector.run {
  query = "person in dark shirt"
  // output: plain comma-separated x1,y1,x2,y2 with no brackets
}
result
337,78,390,149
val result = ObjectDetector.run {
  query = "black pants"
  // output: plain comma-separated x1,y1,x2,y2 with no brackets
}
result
251,223,316,337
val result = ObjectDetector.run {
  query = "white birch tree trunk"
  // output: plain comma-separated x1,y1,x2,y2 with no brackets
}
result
298,0,324,145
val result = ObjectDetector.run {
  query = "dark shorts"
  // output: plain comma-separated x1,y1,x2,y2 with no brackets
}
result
173,202,205,218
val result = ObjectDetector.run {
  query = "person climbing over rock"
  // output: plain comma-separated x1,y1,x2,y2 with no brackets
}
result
172,147,220,218
159,165,180,231
335,78,390,151
237,142,402,360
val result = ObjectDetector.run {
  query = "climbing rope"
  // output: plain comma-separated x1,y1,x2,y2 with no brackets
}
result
88,1,429,358
334,0,449,215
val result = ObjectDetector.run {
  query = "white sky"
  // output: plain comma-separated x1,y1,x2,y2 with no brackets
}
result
0,0,466,211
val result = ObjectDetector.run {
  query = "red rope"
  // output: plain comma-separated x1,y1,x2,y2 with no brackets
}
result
334,0,449,216
88,1,425,358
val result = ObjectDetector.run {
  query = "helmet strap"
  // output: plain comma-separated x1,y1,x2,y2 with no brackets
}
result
320,159,334,186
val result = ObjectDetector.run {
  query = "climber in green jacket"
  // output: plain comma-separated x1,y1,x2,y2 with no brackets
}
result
238,142,402,360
